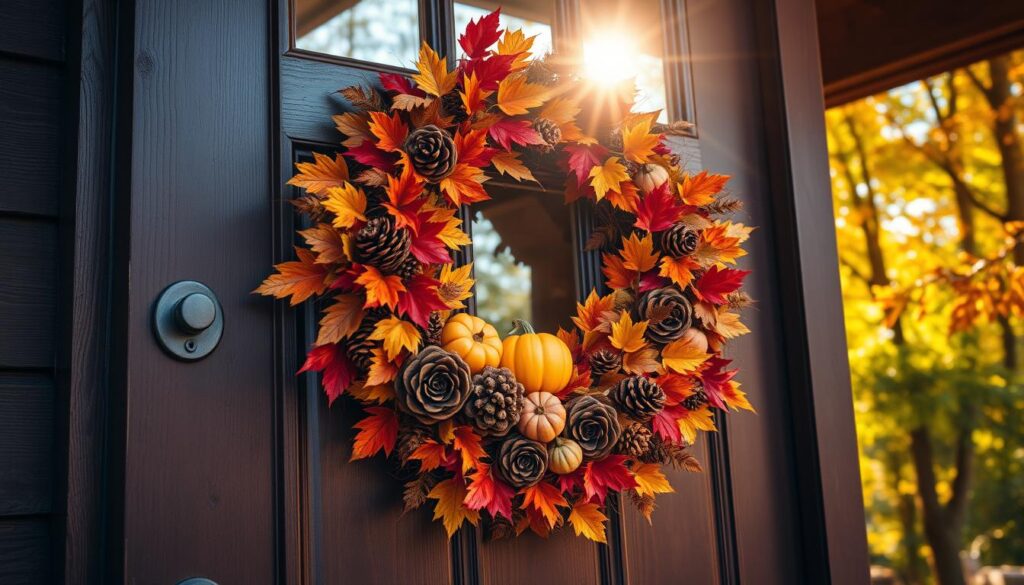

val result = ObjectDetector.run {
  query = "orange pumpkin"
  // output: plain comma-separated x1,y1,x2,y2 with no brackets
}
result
440,313,502,374
500,319,573,394
517,391,566,443
548,437,583,474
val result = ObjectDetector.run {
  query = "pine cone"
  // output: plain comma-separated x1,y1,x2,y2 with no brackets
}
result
607,129,624,152
397,423,434,464
345,310,387,372
662,223,700,258
496,435,548,488
354,216,411,272
565,395,621,460
610,376,666,422
425,312,445,346
463,366,525,437
393,256,421,281
533,118,562,151
638,287,693,345
395,346,472,424
682,383,708,411
617,423,654,458
441,91,468,124
639,435,669,464
589,349,622,377
405,125,457,183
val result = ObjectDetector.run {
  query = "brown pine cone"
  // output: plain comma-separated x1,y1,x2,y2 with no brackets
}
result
616,423,654,458
392,256,421,280
405,125,457,182
425,311,445,346
662,223,700,258
610,376,666,422
397,423,434,464
441,91,468,124
639,435,669,464
496,435,548,488
533,118,562,151
565,395,621,460
354,216,411,272
638,287,693,345
395,346,472,424
463,366,525,437
589,349,622,377
682,383,708,410
345,309,387,371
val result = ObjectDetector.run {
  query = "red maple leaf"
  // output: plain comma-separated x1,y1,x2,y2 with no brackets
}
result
693,265,749,304
638,271,670,293
464,53,517,91
409,213,451,264
379,72,424,96
557,468,585,495
565,144,608,187
651,404,685,444
698,356,737,410
583,455,637,504
488,118,546,151
350,406,399,460
383,165,425,231
299,344,357,405
454,128,494,168
464,462,515,520
343,141,397,172
458,8,502,59
397,274,449,328
635,183,685,232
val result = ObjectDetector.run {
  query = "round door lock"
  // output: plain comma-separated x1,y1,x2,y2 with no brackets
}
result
152,281,224,361
177,579,218,585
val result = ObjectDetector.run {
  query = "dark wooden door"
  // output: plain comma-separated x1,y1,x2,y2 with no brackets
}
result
110,0,868,583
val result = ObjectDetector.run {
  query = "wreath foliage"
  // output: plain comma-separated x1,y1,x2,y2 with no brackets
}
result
258,8,755,542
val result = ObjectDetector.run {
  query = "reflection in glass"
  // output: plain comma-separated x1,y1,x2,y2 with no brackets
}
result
294,0,419,68
454,2,553,60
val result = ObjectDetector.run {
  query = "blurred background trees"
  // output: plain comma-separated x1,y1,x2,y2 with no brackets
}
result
827,50,1024,585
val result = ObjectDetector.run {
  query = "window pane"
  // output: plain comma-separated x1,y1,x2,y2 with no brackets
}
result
454,1,554,61
294,0,419,68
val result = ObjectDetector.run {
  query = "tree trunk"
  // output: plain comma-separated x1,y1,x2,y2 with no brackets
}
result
909,428,968,585
987,57,1024,265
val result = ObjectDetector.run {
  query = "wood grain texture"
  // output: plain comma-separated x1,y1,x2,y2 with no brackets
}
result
477,529,603,585
0,59,63,217
0,374,55,517
0,518,52,585
0,219,57,368
0,0,66,62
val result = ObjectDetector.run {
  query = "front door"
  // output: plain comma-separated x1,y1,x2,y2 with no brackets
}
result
112,0,849,583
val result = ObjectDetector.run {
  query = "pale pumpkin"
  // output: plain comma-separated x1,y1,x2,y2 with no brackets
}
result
500,319,573,394
517,391,566,443
633,163,670,194
440,313,502,374
548,437,583,474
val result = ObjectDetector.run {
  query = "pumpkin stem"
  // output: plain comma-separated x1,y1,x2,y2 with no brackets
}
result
508,319,536,335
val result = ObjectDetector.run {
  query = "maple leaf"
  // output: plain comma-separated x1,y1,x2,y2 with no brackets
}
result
588,157,630,201
355,265,406,310
695,222,749,266
452,425,486,473
458,7,502,58
572,290,615,333
620,232,659,272
651,404,684,444
428,206,472,249
333,112,371,148
315,294,364,346
584,455,637,504
721,380,755,413
662,336,710,374
368,110,408,152
679,170,729,206
658,372,696,404
454,128,494,168
428,478,481,537
383,164,425,231
490,151,537,183
299,223,347,266
390,93,433,111
412,42,457,97
350,406,398,461
497,28,535,70
409,212,452,264
438,263,475,309
464,462,515,520
322,183,367,229
440,163,490,206
715,310,750,339
288,152,350,194
409,439,448,471
379,72,422,95
635,184,685,232
397,273,449,328
464,53,517,91
540,97,581,125
606,182,641,214
659,255,699,289
565,144,608,187
602,252,633,290
622,347,660,375
497,73,550,115
568,502,607,543
521,481,568,529
459,71,492,116
348,380,395,404
343,141,398,171
488,118,546,151
620,119,659,164
700,356,738,410
256,247,328,306
299,344,356,405
369,316,422,361
677,405,717,445
365,347,399,386
632,463,674,497
694,265,750,304
609,312,648,353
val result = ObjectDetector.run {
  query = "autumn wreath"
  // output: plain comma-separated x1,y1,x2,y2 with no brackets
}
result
258,9,754,542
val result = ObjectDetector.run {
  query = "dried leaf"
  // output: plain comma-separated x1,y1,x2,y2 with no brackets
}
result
255,247,329,306
338,85,385,111
568,502,607,543
316,294,364,345
288,152,350,194
428,478,481,537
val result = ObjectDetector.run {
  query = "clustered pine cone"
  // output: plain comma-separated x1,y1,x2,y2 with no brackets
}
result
497,435,548,488
565,395,622,459
395,346,472,424
425,311,445,346
354,216,411,272
611,376,666,422
393,256,421,280
682,383,708,410
533,118,562,151
617,423,654,458
405,125,457,182
662,223,700,258
440,91,468,124
638,286,693,345
463,366,525,437
589,349,622,377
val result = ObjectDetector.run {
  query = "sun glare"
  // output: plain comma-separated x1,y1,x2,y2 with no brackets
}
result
583,32,639,85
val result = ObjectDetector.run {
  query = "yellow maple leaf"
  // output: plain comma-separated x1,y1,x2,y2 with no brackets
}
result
572,290,615,333
438,263,475,309
662,335,710,373
332,112,371,148
568,502,607,543
347,381,395,404
497,28,536,70
632,463,674,497
659,255,699,289
315,294,364,346
355,265,405,310
521,482,568,529
588,157,630,201
678,405,717,444
459,71,492,116
609,312,648,353
620,119,659,164
539,97,580,125
322,183,367,229
288,152,350,194
490,151,537,183
369,316,421,361
365,347,398,386
428,478,480,537
412,42,457,97
622,347,661,375
497,73,550,115
715,311,750,339
620,232,658,273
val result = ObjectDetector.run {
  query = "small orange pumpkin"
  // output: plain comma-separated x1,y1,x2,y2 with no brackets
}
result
518,391,566,443
548,437,583,474
500,319,573,394
440,313,502,374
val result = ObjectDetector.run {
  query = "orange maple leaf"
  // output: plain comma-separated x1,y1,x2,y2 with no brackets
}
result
521,481,568,529
333,112,371,148
620,232,659,273
453,426,486,474
412,43,457,97
383,164,425,231
620,119,659,164
355,265,406,310
609,312,648,353
409,439,448,471
459,71,492,116
490,150,536,183
588,157,629,201
572,290,615,333
632,463,674,497
602,252,633,290
440,163,490,206
659,255,699,289
316,294,364,346
606,181,641,213
368,110,409,153
299,223,347,265
428,478,480,537
288,152,350,194
497,28,536,70
721,380,755,413
662,335,710,374
496,73,551,115
365,347,399,386
349,406,398,461
568,502,607,543
255,247,328,306
679,170,729,206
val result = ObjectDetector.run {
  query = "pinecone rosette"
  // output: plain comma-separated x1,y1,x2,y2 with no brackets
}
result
405,125,457,182
497,435,548,488
662,223,700,258
610,376,666,422
638,287,693,345
566,395,622,460
395,346,472,424
463,366,526,437
354,216,412,272
589,349,622,377
617,423,654,458
533,118,562,151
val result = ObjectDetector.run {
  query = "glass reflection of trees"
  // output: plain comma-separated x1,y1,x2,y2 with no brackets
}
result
471,212,532,337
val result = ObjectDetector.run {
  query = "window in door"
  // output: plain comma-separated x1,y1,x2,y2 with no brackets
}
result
293,0,420,68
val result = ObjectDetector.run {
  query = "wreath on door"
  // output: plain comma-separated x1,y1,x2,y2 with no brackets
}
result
258,9,754,542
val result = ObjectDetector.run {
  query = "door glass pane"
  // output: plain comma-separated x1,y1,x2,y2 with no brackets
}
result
294,0,419,68
454,1,554,60
471,189,576,336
